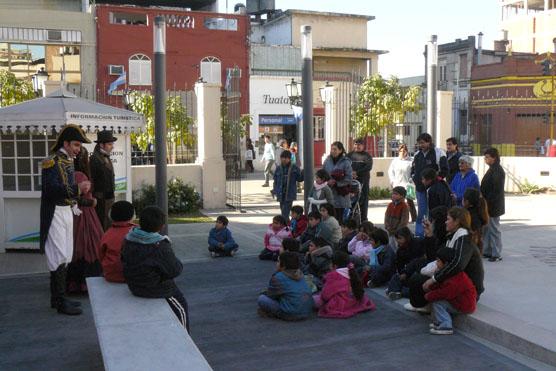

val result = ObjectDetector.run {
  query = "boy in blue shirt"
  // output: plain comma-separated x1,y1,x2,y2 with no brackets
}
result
208,215,239,257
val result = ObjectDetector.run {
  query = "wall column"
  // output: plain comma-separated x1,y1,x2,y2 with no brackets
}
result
195,82,226,209
437,91,454,146
322,86,335,164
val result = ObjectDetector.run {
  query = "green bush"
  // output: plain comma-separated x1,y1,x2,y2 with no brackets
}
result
368,186,391,200
133,178,202,215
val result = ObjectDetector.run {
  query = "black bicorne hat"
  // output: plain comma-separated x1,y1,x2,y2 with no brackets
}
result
51,124,91,152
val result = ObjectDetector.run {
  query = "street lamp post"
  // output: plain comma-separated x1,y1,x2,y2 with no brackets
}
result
301,25,314,207
153,15,168,233
426,35,438,139
285,78,303,165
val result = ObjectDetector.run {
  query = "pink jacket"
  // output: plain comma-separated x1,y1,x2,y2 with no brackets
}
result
318,270,376,318
347,236,373,260
264,224,292,252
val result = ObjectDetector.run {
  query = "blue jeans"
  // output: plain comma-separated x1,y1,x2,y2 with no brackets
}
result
257,294,281,316
280,200,293,221
432,300,460,329
415,190,428,238
483,216,502,258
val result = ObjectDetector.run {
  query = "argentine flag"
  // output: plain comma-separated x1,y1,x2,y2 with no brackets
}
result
108,72,126,95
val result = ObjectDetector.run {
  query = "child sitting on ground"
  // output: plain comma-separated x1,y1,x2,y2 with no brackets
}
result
306,237,334,288
384,186,410,250
257,251,314,321
121,206,189,333
289,205,308,239
425,248,477,335
366,228,396,288
98,201,136,283
386,227,425,300
260,215,292,261
319,203,343,247
337,219,358,253
314,251,376,318
208,215,239,258
347,221,375,272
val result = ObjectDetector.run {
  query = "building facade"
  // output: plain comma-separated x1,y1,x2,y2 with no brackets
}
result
470,55,551,156
249,9,385,166
96,4,250,113
0,0,96,99
501,0,556,54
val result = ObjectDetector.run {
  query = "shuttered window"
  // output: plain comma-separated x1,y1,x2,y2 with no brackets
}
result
200,56,221,84
129,54,151,86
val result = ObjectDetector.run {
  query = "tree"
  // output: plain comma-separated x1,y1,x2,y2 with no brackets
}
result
0,70,36,107
353,75,422,139
128,91,195,163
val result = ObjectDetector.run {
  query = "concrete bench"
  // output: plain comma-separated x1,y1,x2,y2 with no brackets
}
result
86,277,212,371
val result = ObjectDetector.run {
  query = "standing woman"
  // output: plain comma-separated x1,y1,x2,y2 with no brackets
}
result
323,141,353,221
388,143,417,222
480,147,505,262
67,147,104,294
245,138,255,173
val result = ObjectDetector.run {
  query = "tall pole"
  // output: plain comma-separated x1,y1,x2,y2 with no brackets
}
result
301,25,314,208
154,16,168,233
427,35,438,138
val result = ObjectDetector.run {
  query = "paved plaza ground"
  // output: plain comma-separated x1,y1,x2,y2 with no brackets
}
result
1,171,555,369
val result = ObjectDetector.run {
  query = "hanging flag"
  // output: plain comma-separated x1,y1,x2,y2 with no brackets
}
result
292,105,303,121
108,72,126,95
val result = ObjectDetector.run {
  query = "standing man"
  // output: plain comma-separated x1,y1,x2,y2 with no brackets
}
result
348,138,373,222
260,134,275,187
40,124,91,315
445,137,462,184
90,130,117,231
411,133,449,238
273,150,303,220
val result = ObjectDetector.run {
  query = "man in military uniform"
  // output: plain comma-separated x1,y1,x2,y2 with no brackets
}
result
90,130,117,231
40,124,91,315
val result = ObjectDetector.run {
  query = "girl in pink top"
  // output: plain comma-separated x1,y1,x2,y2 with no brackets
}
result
314,251,376,318
259,215,292,261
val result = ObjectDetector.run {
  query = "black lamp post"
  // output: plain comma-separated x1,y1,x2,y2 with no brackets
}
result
285,78,302,107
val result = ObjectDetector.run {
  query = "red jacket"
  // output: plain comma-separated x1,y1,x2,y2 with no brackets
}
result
425,271,477,314
289,215,308,239
97,221,136,283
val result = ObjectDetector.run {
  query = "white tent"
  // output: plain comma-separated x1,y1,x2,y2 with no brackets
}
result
0,89,145,251
0,89,144,131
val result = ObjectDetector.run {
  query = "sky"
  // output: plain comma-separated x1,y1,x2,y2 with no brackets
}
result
219,0,501,78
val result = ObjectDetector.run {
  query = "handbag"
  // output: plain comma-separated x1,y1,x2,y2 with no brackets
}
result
245,149,253,161
406,182,416,201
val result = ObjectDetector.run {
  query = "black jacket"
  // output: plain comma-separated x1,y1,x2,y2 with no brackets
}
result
411,147,449,192
90,147,115,200
396,239,425,274
347,150,373,182
337,230,357,254
480,162,505,217
427,179,453,211
433,234,485,296
446,151,462,184
121,239,183,298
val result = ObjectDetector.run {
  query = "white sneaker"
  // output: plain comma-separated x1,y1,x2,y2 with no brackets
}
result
429,323,439,329
430,327,453,335
230,249,237,257
404,303,431,313
210,251,217,258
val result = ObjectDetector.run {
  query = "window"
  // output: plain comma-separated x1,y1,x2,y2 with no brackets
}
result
459,54,468,80
439,65,447,82
313,116,325,140
1,131,56,192
129,54,151,86
204,17,238,31
109,12,148,26
200,56,221,84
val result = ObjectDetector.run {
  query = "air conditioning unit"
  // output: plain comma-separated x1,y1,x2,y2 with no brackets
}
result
108,65,124,75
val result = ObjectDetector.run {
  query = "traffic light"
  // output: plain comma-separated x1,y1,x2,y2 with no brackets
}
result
542,60,551,76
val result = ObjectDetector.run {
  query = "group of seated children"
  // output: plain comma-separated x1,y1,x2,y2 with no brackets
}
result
256,186,478,335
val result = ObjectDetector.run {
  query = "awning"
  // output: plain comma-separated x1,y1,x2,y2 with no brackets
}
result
0,89,144,133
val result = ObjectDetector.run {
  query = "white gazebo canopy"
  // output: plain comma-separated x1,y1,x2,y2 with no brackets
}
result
0,89,144,133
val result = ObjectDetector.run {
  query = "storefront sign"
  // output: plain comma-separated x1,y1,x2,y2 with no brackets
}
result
262,95,290,105
259,115,296,125
83,134,127,193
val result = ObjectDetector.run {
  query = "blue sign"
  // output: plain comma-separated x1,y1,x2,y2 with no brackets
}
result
259,115,297,125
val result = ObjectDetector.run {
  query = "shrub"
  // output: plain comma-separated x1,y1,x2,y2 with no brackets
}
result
133,178,202,215
368,187,391,200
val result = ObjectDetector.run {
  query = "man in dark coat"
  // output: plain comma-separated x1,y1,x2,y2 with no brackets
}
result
422,168,453,212
445,137,462,184
40,124,90,315
411,133,449,238
90,130,117,231
480,147,506,262
347,138,373,221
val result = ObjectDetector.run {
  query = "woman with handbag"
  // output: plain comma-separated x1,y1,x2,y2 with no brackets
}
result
388,144,417,222
245,138,255,173
323,141,353,221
